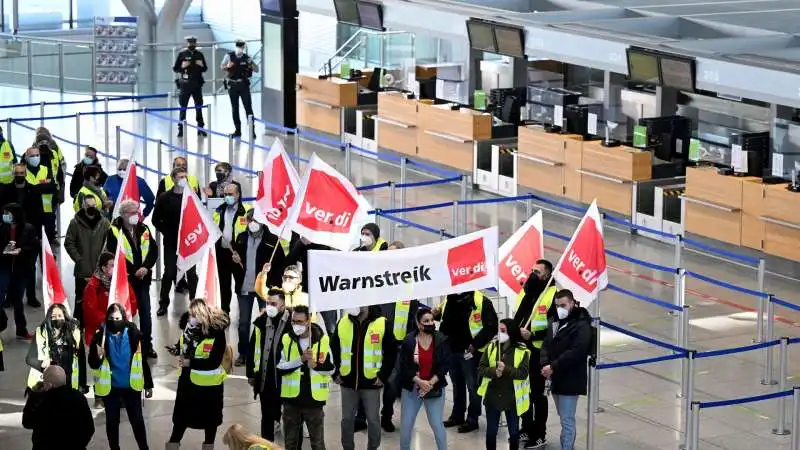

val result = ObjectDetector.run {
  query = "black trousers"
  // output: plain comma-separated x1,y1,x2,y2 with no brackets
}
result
178,83,205,128
259,382,283,440
105,387,149,450
74,277,89,329
216,249,234,314
228,81,253,132
521,348,548,441
160,247,197,308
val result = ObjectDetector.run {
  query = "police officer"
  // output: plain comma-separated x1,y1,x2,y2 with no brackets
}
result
172,36,208,138
221,40,259,138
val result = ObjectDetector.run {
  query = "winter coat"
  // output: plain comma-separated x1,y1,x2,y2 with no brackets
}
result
64,210,111,279
540,307,593,396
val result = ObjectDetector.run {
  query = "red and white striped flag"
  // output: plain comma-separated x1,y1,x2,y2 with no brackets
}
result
195,246,221,309
108,236,134,319
41,228,67,313
112,161,140,219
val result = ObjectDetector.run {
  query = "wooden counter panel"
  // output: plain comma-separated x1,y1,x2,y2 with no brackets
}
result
297,97,341,136
417,131,472,172
763,184,800,224
377,93,418,126
741,214,764,250
517,126,567,163
517,156,564,197
296,74,358,107
564,144,583,201
417,103,491,141
685,167,744,209
378,122,417,156
741,180,765,250
580,175,632,216
763,222,800,262
581,141,652,181
685,202,742,246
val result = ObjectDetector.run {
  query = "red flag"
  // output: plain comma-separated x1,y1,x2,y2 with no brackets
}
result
112,161,140,219
195,246,221,308
255,139,300,240
498,210,544,308
177,186,222,277
41,227,67,313
553,200,608,306
108,236,133,319
285,153,372,251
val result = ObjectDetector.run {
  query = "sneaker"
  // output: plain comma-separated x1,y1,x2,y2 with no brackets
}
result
235,356,246,367
519,433,529,443
198,130,208,137
443,417,465,428
231,130,242,138
157,306,168,317
381,417,396,432
457,422,479,433
27,298,41,308
524,438,547,449
177,128,183,138
16,332,34,341
146,349,158,359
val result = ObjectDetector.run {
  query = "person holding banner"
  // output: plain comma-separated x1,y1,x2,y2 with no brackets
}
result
105,199,159,359
0,202,37,339
513,260,557,449
87,303,153,450
284,237,335,335
212,183,252,314
355,223,388,252
332,305,397,450
435,290,498,433
25,303,86,392
539,289,592,450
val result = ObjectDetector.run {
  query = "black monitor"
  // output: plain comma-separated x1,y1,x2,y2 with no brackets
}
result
494,25,525,58
262,0,281,12
356,1,383,31
466,20,497,53
659,55,696,92
626,48,661,85
334,0,360,26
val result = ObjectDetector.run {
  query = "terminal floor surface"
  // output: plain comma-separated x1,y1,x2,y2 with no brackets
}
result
0,89,799,449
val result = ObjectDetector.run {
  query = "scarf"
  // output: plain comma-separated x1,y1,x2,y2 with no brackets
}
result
95,268,112,290
215,174,233,198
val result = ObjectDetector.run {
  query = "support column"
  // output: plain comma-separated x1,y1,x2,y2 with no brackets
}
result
122,0,158,94
156,0,192,46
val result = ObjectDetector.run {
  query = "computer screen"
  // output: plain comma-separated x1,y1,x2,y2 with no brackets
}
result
262,0,281,12
659,56,695,92
626,48,661,85
357,1,383,31
466,20,497,53
494,25,524,58
334,0,360,26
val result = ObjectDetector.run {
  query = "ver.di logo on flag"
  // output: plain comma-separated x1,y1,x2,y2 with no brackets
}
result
447,237,487,286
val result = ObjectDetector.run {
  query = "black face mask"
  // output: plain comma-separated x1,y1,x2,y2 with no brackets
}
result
85,206,98,217
14,175,25,185
187,45,196,51
106,320,124,333
422,324,436,334
50,318,65,329
215,172,226,182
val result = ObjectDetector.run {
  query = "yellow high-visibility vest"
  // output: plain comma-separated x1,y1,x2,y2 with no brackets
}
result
189,338,227,386
0,140,15,184
73,186,106,212
440,291,487,351
213,203,252,242
477,342,531,415
111,226,151,263
26,165,53,213
279,333,332,402
337,315,386,379
94,338,145,396
515,285,557,349
27,327,81,390
370,238,386,252
163,175,200,192
393,301,411,341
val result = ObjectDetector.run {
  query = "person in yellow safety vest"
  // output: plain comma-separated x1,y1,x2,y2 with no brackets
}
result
25,303,87,392
433,290,498,433
0,125,18,192
87,303,153,450
73,165,112,213
157,156,200,197
355,222,388,252
167,299,231,450
23,146,57,241
477,318,531,450
213,183,251,314
332,305,398,450
31,127,66,206
247,288,292,440
513,259,557,449
222,423,282,450
278,305,334,450
255,264,327,332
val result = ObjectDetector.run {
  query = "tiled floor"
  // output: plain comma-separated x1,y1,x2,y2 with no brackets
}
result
0,88,799,449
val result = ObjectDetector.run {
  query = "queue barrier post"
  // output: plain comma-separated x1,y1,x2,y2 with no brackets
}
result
763,295,777,385
682,351,697,448
142,108,149,169
673,233,683,269
758,258,766,293
792,387,800,450
58,43,64,93
181,120,189,150
228,135,234,165
207,105,215,164
39,101,45,127
75,112,82,163
587,357,597,450
6,117,12,145
688,401,700,450
155,140,164,282
344,142,352,180
774,337,790,435
398,157,408,226
247,115,256,179
388,182,396,243
104,98,110,158
452,201,459,237
460,174,469,233
757,258,767,348
524,195,534,224
115,126,121,160
590,316,603,414
293,129,301,169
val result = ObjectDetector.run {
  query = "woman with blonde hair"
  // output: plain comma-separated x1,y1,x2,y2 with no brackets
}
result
223,423,281,449
167,299,231,450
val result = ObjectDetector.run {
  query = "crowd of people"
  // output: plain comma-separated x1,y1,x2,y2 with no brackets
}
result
0,126,595,450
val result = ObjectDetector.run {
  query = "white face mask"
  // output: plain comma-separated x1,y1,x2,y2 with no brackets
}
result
188,317,198,327
282,281,298,293
293,324,307,336
177,178,187,189
360,235,373,247
265,305,279,318
248,222,261,233
497,332,510,344
557,307,569,321
347,307,361,317
235,47,244,56
127,214,139,226
118,169,126,177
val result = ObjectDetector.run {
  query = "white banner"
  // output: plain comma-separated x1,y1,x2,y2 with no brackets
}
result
308,227,499,311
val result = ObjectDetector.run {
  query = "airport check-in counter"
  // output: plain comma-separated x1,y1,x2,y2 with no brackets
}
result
296,74,359,136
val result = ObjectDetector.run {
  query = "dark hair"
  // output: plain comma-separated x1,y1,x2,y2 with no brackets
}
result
3,202,23,224
106,303,128,321
500,318,523,345
292,305,310,320
83,165,100,179
171,167,187,178
555,289,576,303
535,259,553,274
97,252,114,269
37,143,50,153
84,146,98,156
267,288,285,301
215,162,232,173
416,307,433,322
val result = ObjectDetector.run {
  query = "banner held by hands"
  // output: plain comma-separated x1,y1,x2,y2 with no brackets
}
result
41,228,67,314
177,185,222,278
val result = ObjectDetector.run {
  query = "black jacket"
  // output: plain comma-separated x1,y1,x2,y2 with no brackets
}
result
379,300,420,341
208,180,243,199
285,235,331,289
69,162,107,199
332,306,398,389
173,48,208,84
23,385,94,449
152,191,183,248
26,321,88,389
437,291,498,354
513,278,558,349
398,330,450,393
0,222,39,275
247,308,291,396
104,219,158,283
214,202,249,252
232,229,285,294
87,323,154,390
540,307,593,396
7,182,42,227
277,323,335,407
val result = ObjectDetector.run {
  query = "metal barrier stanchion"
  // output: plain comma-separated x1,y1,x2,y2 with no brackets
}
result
344,142,352,180
524,195,533,223
155,140,164,282
228,136,234,165
181,120,188,150
115,126,121,160
104,98,110,156
763,295,777,385
792,387,800,450
247,116,256,178
293,129,301,168
460,175,469,233
75,112,82,162
388,182,396,243
689,401,700,450
141,108,149,169
58,43,64,93
673,233,683,269
682,350,697,448
587,361,597,450
6,118,12,144
774,336,791,435
207,105,214,159
399,157,408,226
590,316,602,414
758,258,766,292
39,101,45,127
452,201,459,237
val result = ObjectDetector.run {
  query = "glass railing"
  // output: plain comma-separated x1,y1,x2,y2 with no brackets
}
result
319,30,416,76
0,33,262,95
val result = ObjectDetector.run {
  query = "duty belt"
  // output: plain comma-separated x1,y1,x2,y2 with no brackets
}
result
229,78,247,83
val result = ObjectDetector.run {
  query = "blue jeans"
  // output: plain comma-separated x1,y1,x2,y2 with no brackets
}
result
0,270,28,335
485,405,519,450
554,394,579,450
237,293,264,358
449,350,481,423
400,388,446,450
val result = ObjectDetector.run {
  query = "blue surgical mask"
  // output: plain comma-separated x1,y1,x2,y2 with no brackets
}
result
224,195,236,206
28,156,40,167
82,156,93,165
2,214,11,224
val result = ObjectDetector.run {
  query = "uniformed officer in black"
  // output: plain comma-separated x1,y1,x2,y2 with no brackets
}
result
221,40,259,138
172,35,208,138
